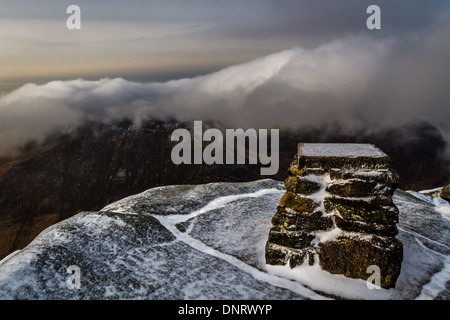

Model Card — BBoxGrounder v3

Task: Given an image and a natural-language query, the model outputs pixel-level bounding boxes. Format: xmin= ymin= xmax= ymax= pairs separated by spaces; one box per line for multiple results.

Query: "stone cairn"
xmin=265 ymin=143 xmax=403 ymax=288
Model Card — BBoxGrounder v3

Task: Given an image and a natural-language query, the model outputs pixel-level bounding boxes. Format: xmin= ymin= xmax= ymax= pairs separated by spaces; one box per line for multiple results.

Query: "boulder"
xmin=440 ymin=184 xmax=450 ymax=201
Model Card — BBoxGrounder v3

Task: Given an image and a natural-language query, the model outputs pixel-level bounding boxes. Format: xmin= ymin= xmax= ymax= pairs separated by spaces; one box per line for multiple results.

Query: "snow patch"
xmin=311 ymin=228 xmax=343 ymax=246
xmin=436 ymin=206 xmax=450 ymax=220
xmin=0 ymin=250 xmax=21 ymax=266
xmin=162 ymin=188 xmax=283 ymax=225
xmin=153 ymin=187 xmax=327 ymax=299
xmin=416 ymin=255 xmax=450 ymax=300
xmin=300 ymin=143 xmax=386 ymax=158
xmin=265 ymin=260 xmax=392 ymax=300
xmin=1 ymin=180 xmax=448 ymax=299
xmin=155 ymin=213 xmax=325 ymax=300
xmin=419 ymin=187 xmax=443 ymax=193
xmin=406 ymin=190 xmax=450 ymax=220
xmin=304 ymin=173 xmax=331 ymax=212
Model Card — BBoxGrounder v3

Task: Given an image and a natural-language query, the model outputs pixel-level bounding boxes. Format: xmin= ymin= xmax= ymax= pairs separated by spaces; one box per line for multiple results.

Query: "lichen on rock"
xmin=441 ymin=184 xmax=450 ymax=201
xmin=266 ymin=143 xmax=403 ymax=289
xmin=284 ymin=176 xmax=321 ymax=194
xmin=318 ymin=234 xmax=403 ymax=289
xmin=279 ymin=192 xmax=318 ymax=213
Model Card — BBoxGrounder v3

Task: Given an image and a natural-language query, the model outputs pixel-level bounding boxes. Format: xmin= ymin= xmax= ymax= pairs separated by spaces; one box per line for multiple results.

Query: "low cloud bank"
xmin=0 ymin=17 xmax=449 ymax=157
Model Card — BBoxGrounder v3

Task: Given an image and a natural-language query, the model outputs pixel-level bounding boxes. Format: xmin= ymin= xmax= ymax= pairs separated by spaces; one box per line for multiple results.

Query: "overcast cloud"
xmin=0 ymin=1 xmax=449 ymax=156
xmin=1 ymin=7 xmax=449 ymax=156
xmin=1 ymin=0 xmax=449 ymax=88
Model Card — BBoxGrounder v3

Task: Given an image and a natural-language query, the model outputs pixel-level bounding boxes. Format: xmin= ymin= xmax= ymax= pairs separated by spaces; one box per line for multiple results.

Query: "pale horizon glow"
xmin=0 ymin=0 xmax=449 ymax=158
xmin=2 ymin=0 xmax=449 ymax=91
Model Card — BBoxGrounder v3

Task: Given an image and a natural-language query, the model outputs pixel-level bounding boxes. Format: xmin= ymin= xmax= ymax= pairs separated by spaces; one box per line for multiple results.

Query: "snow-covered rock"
xmin=267 ymin=143 xmax=403 ymax=288
xmin=0 ymin=179 xmax=448 ymax=299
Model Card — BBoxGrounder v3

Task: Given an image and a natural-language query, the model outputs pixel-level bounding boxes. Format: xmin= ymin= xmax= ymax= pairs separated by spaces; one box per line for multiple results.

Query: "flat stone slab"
xmin=297 ymin=143 xmax=391 ymax=170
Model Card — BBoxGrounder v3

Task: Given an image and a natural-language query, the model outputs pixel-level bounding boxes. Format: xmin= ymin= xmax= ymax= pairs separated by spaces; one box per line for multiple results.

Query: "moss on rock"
xmin=287 ymin=161 xmax=326 ymax=177
xmin=267 ymin=143 xmax=403 ymax=289
xmin=279 ymin=192 xmax=318 ymax=213
xmin=285 ymin=176 xmax=322 ymax=194
xmin=265 ymin=243 xmax=289 ymax=265
xmin=318 ymin=234 xmax=403 ymax=289
xmin=441 ymin=184 xmax=450 ymax=201
xmin=271 ymin=207 xmax=298 ymax=231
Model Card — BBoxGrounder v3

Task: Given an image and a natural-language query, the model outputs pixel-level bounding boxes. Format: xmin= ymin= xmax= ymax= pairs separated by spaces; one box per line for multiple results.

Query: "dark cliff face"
xmin=0 ymin=120 xmax=267 ymax=259
xmin=0 ymin=120 xmax=448 ymax=259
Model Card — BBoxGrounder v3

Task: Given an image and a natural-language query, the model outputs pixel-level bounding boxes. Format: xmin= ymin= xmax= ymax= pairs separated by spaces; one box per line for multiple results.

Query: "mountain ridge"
xmin=0 ymin=119 xmax=448 ymax=260
xmin=0 ymin=179 xmax=449 ymax=300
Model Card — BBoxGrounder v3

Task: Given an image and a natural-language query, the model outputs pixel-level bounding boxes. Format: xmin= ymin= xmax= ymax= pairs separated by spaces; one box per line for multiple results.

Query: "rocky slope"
xmin=0 ymin=120 xmax=265 ymax=260
xmin=0 ymin=179 xmax=448 ymax=300
xmin=0 ymin=120 xmax=448 ymax=261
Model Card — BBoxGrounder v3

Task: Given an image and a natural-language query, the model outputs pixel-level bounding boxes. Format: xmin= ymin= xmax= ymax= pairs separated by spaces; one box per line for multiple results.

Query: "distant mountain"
xmin=0 ymin=179 xmax=448 ymax=299
xmin=0 ymin=119 xmax=448 ymax=260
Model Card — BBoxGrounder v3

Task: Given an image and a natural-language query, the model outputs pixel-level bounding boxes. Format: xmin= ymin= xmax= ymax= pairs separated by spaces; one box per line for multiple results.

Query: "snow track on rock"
xmin=152 ymin=188 xmax=327 ymax=300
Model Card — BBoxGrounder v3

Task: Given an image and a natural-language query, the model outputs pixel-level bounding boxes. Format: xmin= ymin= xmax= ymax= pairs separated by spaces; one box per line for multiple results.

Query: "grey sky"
xmin=1 ymin=0 xmax=449 ymax=91
xmin=0 ymin=1 xmax=449 ymax=157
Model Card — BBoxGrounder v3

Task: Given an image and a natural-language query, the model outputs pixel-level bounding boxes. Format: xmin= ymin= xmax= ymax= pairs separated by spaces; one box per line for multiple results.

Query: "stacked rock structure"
xmin=265 ymin=143 xmax=403 ymax=288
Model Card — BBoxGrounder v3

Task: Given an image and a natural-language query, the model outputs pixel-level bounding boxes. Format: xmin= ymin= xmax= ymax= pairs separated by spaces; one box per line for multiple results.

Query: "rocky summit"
xmin=0 ymin=120 xmax=264 ymax=260
xmin=0 ymin=179 xmax=449 ymax=299
xmin=266 ymin=143 xmax=403 ymax=288
xmin=0 ymin=120 xmax=448 ymax=263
